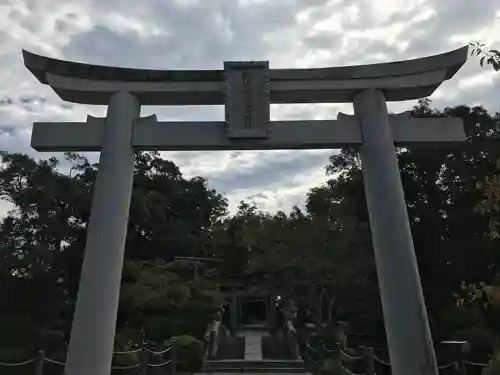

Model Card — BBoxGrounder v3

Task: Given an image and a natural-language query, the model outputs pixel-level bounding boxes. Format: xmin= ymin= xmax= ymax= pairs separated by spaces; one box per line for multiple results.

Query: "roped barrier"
xmin=304 ymin=342 xmax=462 ymax=375
xmin=0 ymin=340 xmax=177 ymax=375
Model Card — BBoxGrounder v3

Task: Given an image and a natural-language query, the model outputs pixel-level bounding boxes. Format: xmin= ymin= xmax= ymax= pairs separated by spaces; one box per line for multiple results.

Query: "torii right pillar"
xmin=354 ymin=89 xmax=437 ymax=375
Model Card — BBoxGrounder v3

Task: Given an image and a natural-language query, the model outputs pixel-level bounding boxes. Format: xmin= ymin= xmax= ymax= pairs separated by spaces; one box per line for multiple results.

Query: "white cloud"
xmin=0 ymin=0 xmax=499 ymax=216
xmin=458 ymin=71 xmax=498 ymax=90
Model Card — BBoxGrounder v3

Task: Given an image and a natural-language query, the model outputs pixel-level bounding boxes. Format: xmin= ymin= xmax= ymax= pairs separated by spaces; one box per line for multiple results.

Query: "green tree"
xmin=0 ymin=150 xmax=228 ymax=353
xmin=119 ymin=259 xmax=221 ymax=343
xmin=305 ymin=101 xmax=500 ymax=353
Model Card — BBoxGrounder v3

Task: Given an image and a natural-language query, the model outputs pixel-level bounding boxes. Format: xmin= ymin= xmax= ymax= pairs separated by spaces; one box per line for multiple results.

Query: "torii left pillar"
xmin=64 ymin=92 xmax=140 ymax=375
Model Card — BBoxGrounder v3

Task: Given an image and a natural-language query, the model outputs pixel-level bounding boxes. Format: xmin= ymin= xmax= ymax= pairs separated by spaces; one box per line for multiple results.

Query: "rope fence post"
xmin=140 ymin=348 xmax=149 ymax=375
xmin=458 ymin=341 xmax=470 ymax=375
xmin=170 ymin=337 xmax=177 ymax=375
xmin=441 ymin=340 xmax=470 ymax=375
xmin=35 ymin=350 xmax=45 ymax=375
xmin=360 ymin=346 xmax=374 ymax=375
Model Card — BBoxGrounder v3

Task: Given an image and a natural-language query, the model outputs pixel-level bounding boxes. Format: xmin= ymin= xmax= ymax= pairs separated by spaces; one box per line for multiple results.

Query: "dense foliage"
xmin=1 ymin=101 xmax=500 ymax=368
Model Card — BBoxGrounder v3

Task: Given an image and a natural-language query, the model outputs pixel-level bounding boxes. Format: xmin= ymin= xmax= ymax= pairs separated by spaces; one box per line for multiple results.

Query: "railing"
xmin=0 ymin=342 xmax=177 ymax=375
xmin=204 ymin=319 xmax=222 ymax=359
xmin=304 ymin=340 xmax=487 ymax=375
xmin=283 ymin=314 xmax=300 ymax=359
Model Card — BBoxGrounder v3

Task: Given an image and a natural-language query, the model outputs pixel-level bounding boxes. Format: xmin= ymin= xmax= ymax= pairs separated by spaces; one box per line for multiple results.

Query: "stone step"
xmin=198 ymin=372 xmax=311 ymax=375
xmin=261 ymin=337 xmax=294 ymax=360
xmin=203 ymin=359 xmax=306 ymax=372
xmin=205 ymin=360 xmax=305 ymax=368
xmin=216 ymin=337 xmax=245 ymax=359
xmin=199 ymin=368 xmax=307 ymax=373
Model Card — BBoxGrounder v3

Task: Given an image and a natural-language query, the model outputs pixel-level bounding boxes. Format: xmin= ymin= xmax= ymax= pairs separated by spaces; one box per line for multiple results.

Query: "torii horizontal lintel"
xmin=31 ymin=114 xmax=464 ymax=152
xmin=22 ymin=47 xmax=468 ymax=105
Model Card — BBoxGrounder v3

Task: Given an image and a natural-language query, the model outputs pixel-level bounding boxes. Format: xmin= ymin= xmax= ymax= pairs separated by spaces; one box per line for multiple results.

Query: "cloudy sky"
xmin=0 ymin=0 xmax=499 ymax=215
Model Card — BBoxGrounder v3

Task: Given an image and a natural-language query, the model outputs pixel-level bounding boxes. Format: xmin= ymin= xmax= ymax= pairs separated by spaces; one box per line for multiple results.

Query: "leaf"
xmin=480 ymin=56 xmax=486 ymax=67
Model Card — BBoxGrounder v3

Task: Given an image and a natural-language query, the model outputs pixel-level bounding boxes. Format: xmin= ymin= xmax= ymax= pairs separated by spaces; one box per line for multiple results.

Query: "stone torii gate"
xmin=22 ymin=46 xmax=468 ymax=375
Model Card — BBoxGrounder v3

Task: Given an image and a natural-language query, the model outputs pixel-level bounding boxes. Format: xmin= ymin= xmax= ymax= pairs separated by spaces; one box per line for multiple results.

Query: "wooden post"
xmin=230 ymin=290 xmax=238 ymax=336
xmin=170 ymin=337 xmax=177 ymax=375
xmin=269 ymin=293 xmax=277 ymax=334
xmin=35 ymin=350 xmax=45 ymax=375
xmin=337 ymin=321 xmax=349 ymax=348
xmin=361 ymin=347 xmax=375 ymax=375
xmin=441 ymin=341 xmax=469 ymax=375
xmin=140 ymin=348 xmax=149 ymax=375
xmin=458 ymin=342 xmax=470 ymax=375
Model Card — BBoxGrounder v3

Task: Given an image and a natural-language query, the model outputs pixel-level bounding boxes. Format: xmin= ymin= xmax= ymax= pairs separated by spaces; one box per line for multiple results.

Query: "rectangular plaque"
xmin=224 ymin=61 xmax=270 ymax=139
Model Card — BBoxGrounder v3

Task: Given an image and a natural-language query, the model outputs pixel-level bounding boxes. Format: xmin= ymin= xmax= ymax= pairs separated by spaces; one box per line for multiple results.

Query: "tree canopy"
xmin=1 ymin=101 xmax=500 ymax=366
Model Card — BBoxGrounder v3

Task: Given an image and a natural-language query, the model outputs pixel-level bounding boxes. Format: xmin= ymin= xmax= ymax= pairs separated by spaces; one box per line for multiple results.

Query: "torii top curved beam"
xmin=22 ymin=46 xmax=468 ymax=105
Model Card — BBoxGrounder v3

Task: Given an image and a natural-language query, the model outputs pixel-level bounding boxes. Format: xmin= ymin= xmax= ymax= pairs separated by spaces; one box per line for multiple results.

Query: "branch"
xmin=469 ymin=42 xmax=500 ymax=71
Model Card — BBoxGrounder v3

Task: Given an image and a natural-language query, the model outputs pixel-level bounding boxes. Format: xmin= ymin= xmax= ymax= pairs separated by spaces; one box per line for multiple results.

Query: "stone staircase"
xmin=200 ymin=329 xmax=309 ymax=374
xmin=202 ymin=359 xmax=307 ymax=373
xmin=261 ymin=337 xmax=295 ymax=360
xmin=215 ymin=337 xmax=245 ymax=360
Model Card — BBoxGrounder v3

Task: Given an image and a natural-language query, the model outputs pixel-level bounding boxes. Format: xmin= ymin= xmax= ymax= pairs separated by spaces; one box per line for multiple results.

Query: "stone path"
xmin=242 ymin=330 xmax=264 ymax=360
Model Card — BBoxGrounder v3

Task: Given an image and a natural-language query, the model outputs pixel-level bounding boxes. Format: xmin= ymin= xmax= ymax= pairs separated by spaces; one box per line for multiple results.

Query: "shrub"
xmin=453 ymin=326 xmax=496 ymax=361
xmin=439 ymin=306 xmax=485 ymax=334
xmin=0 ymin=346 xmax=33 ymax=362
xmin=144 ymin=316 xmax=173 ymax=345
xmin=112 ymin=333 xmax=140 ymax=367
xmin=0 ymin=314 xmax=37 ymax=348
xmin=171 ymin=335 xmax=205 ymax=374
xmin=483 ymin=349 xmax=500 ymax=375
